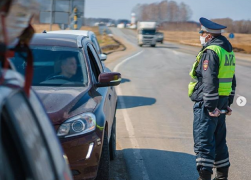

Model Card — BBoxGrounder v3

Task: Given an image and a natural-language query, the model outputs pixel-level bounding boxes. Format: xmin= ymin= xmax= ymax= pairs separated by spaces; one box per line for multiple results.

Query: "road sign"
xmin=229 ymin=33 xmax=235 ymax=39
xmin=58 ymin=24 xmax=68 ymax=30
xmin=40 ymin=12 xmax=69 ymax=24
xmin=39 ymin=0 xmax=85 ymax=30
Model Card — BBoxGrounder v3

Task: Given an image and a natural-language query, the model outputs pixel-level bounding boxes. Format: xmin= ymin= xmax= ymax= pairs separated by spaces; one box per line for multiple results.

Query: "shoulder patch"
xmin=203 ymin=60 xmax=209 ymax=71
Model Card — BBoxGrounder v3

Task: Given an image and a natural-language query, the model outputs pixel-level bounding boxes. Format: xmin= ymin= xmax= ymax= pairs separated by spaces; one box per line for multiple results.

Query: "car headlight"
xmin=57 ymin=113 xmax=96 ymax=138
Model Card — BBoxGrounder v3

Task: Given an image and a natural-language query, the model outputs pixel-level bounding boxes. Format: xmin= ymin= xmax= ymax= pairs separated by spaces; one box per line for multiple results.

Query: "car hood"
xmin=33 ymin=86 xmax=98 ymax=124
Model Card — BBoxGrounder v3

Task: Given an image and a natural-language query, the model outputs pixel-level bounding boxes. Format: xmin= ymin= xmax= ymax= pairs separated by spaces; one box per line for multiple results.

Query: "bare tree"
xmin=179 ymin=2 xmax=192 ymax=22
xmin=132 ymin=0 xmax=192 ymax=22
xmin=212 ymin=18 xmax=251 ymax=34
xmin=166 ymin=1 xmax=179 ymax=22
xmin=132 ymin=0 xmax=195 ymax=31
xmin=159 ymin=0 xmax=169 ymax=22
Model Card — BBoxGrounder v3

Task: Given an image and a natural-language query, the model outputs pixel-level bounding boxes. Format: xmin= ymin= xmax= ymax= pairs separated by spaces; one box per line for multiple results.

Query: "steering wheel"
xmin=46 ymin=75 xmax=70 ymax=81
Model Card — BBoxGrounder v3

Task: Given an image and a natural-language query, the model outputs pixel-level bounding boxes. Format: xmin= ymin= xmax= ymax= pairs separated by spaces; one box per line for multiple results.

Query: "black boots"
xmin=197 ymin=170 xmax=212 ymax=180
xmin=213 ymin=167 xmax=229 ymax=180
xmin=197 ymin=167 xmax=228 ymax=180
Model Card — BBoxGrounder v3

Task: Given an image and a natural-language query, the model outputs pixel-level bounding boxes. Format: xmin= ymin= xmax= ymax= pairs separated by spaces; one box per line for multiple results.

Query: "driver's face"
xmin=61 ymin=57 xmax=77 ymax=78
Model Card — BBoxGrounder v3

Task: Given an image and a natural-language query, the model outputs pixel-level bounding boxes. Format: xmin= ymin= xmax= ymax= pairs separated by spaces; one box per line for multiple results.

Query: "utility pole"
xmin=73 ymin=7 xmax=78 ymax=30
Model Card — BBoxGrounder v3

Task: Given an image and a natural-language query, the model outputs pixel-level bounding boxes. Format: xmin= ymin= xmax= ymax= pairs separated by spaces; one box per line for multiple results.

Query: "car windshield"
xmin=11 ymin=46 xmax=88 ymax=87
xmin=141 ymin=30 xmax=156 ymax=35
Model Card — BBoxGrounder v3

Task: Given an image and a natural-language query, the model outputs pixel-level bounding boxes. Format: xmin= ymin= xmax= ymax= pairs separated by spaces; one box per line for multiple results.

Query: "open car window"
xmin=11 ymin=46 xmax=88 ymax=87
xmin=91 ymin=35 xmax=102 ymax=54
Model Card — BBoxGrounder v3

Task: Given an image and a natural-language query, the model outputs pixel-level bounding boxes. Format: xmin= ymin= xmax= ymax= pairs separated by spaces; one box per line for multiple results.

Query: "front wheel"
xmin=151 ymin=44 xmax=156 ymax=47
xmin=95 ymin=133 xmax=110 ymax=180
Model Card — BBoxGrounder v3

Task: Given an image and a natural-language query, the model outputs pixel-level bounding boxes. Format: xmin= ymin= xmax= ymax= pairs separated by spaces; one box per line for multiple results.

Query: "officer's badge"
xmin=203 ymin=60 xmax=209 ymax=71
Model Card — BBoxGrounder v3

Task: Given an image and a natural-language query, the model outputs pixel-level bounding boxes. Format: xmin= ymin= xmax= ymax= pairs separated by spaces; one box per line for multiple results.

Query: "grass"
xmin=161 ymin=31 xmax=251 ymax=54
xmin=33 ymin=24 xmax=251 ymax=54
xmin=32 ymin=24 xmax=120 ymax=53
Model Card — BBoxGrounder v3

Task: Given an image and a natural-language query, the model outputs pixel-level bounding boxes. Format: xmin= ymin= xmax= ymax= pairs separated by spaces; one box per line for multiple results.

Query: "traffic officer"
xmin=188 ymin=17 xmax=236 ymax=180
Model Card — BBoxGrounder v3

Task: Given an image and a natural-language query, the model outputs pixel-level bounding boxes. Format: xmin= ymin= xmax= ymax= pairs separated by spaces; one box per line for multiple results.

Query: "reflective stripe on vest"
xmin=188 ymin=45 xmax=235 ymax=97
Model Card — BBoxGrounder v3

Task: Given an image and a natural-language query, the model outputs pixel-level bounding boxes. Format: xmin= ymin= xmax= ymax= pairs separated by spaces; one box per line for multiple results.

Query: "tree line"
xmin=132 ymin=0 xmax=192 ymax=23
xmin=132 ymin=1 xmax=251 ymax=34
xmin=212 ymin=18 xmax=251 ymax=34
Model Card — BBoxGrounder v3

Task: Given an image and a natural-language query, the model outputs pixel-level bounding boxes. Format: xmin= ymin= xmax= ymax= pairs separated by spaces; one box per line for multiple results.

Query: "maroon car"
xmin=11 ymin=33 xmax=121 ymax=180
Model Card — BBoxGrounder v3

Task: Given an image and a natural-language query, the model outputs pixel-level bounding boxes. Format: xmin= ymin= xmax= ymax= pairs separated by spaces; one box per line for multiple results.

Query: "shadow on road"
xmin=117 ymin=96 xmax=156 ymax=109
xmin=121 ymin=78 xmax=131 ymax=84
xmin=122 ymin=148 xmax=198 ymax=180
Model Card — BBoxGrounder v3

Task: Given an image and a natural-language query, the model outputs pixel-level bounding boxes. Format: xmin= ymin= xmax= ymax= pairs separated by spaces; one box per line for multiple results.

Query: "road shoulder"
xmin=107 ymin=31 xmax=139 ymax=180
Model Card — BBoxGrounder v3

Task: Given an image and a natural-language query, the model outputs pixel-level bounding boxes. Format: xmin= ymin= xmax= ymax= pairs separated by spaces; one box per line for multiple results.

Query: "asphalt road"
xmin=106 ymin=28 xmax=251 ymax=180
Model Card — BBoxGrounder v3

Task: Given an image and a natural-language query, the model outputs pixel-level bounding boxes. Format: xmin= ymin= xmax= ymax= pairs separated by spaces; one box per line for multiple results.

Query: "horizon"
xmin=85 ymin=0 xmax=251 ymax=22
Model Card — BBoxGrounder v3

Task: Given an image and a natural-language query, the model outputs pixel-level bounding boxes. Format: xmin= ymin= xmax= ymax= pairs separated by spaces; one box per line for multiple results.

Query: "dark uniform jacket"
xmin=191 ymin=35 xmax=236 ymax=112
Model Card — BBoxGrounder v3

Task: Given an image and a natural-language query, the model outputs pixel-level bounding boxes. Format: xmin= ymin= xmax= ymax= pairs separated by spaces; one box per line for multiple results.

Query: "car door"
xmin=1 ymin=91 xmax=56 ymax=180
xmin=88 ymin=40 xmax=117 ymax=127
xmin=85 ymin=43 xmax=113 ymax=137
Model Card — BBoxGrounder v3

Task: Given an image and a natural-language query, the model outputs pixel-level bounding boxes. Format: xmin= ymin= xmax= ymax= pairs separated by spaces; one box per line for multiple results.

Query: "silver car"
xmin=47 ymin=30 xmax=107 ymax=61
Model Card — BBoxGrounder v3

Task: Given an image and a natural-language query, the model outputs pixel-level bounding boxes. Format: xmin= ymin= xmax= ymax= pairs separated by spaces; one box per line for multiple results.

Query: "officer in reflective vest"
xmin=188 ymin=17 xmax=236 ymax=180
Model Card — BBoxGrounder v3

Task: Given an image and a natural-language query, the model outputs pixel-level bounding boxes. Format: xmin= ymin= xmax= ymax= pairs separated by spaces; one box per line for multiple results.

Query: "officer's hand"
xmin=209 ymin=108 xmax=221 ymax=117
xmin=226 ymin=106 xmax=232 ymax=116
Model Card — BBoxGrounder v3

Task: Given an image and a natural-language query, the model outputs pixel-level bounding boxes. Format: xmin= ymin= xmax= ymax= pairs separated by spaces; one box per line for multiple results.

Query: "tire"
xmin=151 ymin=44 xmax=156 ymax=47
xmin=95 ymin=133 xmax=110 ymax=180
xmin=139 ymin=44 xmax=143 ymax=47
xmin=109 ymin=117 xmax=116 ymax=160
xmin=161 ymin=41 xmax=163 ymax=44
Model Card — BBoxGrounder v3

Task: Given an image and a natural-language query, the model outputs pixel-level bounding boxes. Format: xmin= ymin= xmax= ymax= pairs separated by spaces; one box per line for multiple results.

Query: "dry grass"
xmin=32 ymin=24 xmax=120 ymax=53
xmin=32 ymin=24 xmax=62 ymax=32
xmin=161 ymin=31 xmax=251 ymax=54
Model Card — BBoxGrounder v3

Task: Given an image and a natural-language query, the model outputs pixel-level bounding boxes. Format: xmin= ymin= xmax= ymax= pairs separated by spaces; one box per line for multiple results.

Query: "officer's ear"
xmin=206 ymin=33 xmax=213 ymax=41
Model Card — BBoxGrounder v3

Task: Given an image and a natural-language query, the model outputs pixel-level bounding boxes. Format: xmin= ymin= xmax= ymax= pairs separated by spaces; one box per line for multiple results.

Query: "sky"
xmin=85 ymin=0 xmax=251 ymax=22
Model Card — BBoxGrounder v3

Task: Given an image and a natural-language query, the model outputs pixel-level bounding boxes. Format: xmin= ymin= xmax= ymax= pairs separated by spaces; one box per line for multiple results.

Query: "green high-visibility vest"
xmin=188 ymin=45 xmax=236 ymax=97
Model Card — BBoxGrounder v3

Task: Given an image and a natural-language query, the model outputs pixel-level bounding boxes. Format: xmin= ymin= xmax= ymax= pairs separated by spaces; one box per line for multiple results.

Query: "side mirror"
xmin=99 ymin=54 xmax=107 ymax=61
xmin=96 ymin=72 xmax=121 ymax=87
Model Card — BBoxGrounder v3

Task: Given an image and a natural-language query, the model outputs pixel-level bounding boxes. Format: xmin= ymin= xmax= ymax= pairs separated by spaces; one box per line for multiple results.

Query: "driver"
xmin=60 ymin=56 xmax=77 ymax=79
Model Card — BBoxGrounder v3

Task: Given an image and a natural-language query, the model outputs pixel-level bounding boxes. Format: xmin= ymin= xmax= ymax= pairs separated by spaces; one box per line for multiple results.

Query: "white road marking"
xmin=173 ymin=50 xmax=179 ymax=55
xmin=113 ymin=50 xmax=144 ymax=72
xmin=114 ymin=50 xmax=150 ymax=180
xmin=173 ymin=50 xmax=186 ymax=56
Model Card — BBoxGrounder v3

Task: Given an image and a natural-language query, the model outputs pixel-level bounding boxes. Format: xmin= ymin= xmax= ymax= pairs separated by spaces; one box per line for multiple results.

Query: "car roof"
xmin=47 ymin=30 xmax=91 ymax=37
xmin=30 ymin=33 xmax=87 ymax=48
